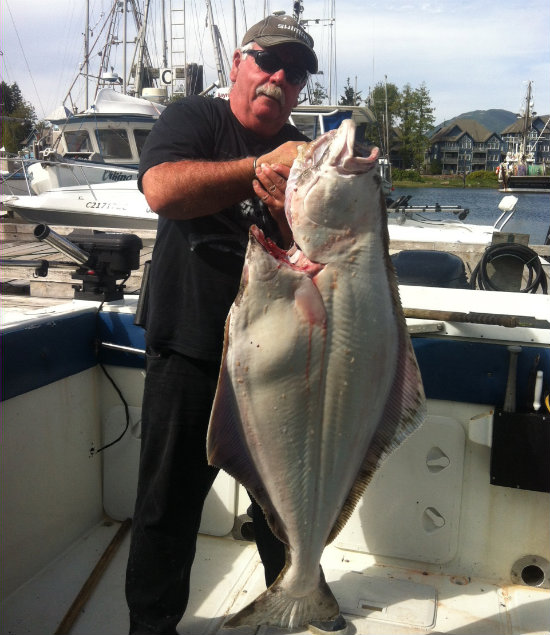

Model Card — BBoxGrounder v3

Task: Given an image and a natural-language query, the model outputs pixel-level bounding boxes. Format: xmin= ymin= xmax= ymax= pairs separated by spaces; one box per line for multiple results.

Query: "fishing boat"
xmin=1 ymin=101 xmax=388 ymax=230
xmin=0 ymin=172 xmax=154 ymax=230
xmin=498 ymin=81 xmax=550 ymax=194
xmin=0 ymin=89 xmax=164 ymax=222
xmin=0 ymin=0 xmax=172 ymax=201
xmin=1 ymin=220 xmax=549 ymax=634
xmin=385 ymin=193 xmax=520 ymax=245
xmin=1 ymin=5 xmax=549 ymax=624
xmin=0 ymin=0 xmax=218 ymax=227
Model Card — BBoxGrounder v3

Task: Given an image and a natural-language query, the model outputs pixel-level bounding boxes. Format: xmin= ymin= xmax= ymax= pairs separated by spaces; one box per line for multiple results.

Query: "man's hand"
xmin=253 ymin=162 xmax=293 ymax=248
xmin=256 ymin=141 xmax=306 ymax=169
xmin=250 ymin=139 xmax=307 ymax=247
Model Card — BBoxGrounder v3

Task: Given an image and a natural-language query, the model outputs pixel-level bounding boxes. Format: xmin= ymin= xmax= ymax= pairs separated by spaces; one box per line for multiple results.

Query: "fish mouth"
xmin=250 ymin=225 xmax=324 ymax=276
xmin=299 ymin=120 xmax=379 ymax=175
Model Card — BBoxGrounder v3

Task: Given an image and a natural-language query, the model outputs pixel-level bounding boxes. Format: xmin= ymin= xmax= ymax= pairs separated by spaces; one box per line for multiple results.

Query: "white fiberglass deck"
xmin=2 ymin=520 xmax=548 ymax=635
xmin=2 ymin=290 xmax=549 ymax=635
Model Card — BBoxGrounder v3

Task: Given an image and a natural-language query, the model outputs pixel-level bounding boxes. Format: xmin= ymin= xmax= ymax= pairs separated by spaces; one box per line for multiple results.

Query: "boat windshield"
xmin=64 ymin=130 xmax=93 ymax=153
xmin=134 ymin=129 xmax=152 ymax=157
xmin=95 ymin=129 xmax=133 ymax=160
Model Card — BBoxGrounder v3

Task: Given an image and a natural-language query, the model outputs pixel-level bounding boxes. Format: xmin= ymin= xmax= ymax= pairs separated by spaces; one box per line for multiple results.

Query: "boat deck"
xmin=2 ymin=518 xmax=547 ymax=635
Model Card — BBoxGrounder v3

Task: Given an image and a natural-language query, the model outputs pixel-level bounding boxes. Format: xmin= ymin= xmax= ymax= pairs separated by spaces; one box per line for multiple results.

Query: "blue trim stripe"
xmin=2 ymin=308 xmax=548 ymax=410
xmin=413 ymin=339 xmax=549 ymax=407
xmin=97 ymin=311 xmax=146 ymax=368
xmin=1 ymin=313 xmax=98 ymax=401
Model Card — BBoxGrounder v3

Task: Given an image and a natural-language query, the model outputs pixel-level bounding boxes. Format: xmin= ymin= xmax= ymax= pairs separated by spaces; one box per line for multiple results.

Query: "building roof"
xmin=501 ymin=114 xmax=550 ymax=135
xmin=430 ymin=118 xmax=497 ymax=144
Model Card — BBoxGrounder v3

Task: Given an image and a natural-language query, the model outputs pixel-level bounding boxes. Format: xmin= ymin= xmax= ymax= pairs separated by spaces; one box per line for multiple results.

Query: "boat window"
xmin=95 ymin=129 xmax=132 ymax=160
xmin=134 ymin=129 xmax=151 ymax=156
xmin=64 ymin=130 xmax=93 ymax=153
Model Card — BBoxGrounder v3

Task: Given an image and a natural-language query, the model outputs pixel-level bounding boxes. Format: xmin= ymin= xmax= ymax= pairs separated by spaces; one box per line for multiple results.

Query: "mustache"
xmin=256 ymin=83 xmax=285 ymax=106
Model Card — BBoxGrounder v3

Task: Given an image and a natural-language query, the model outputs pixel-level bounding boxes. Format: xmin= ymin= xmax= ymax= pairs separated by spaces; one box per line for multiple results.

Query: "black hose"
xmin=470 ymin=243 xmax=548 ymax=294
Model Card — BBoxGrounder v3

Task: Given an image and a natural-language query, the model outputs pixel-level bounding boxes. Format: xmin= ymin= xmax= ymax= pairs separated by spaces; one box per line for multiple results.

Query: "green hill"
xmin=434 ymin=109 xmax=518 ymax=134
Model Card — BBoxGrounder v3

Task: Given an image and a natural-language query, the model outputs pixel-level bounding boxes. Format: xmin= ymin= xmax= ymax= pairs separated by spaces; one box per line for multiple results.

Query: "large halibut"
xmin=207 ymin=119 xmax=426 ymax=629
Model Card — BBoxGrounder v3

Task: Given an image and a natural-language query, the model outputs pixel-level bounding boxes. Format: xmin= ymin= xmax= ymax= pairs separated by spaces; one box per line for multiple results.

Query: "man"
xmin=125 ymin=14 xmax=318 ymax=635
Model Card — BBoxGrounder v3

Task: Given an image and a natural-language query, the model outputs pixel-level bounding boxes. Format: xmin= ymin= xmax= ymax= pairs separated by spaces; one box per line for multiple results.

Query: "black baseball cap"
xmin=241 ymin=15 xmax=318 ymax=74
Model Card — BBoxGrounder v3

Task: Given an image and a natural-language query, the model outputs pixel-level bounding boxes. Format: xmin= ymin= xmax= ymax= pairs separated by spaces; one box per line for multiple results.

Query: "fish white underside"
xmin=207 ymin=119 xmax=426 ymax=628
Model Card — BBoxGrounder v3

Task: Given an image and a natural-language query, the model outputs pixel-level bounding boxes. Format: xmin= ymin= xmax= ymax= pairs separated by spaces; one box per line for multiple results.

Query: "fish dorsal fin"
xmin=326 ymin=238 xmax=426 ymax=544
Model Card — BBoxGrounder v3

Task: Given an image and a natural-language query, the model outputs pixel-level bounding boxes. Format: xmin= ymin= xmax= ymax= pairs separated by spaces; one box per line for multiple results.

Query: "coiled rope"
xmin=470 ymin=243 xmax=548 ymax=294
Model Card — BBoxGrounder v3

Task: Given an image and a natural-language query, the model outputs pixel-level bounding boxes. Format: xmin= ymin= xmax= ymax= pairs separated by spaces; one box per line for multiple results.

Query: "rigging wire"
xmin=4 ymin=0 xmax=46 ymax=118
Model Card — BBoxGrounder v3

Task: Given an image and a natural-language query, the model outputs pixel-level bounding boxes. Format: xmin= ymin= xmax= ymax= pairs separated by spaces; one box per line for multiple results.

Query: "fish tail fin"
xmin=225 ymin=567 xmax=340 ymax=630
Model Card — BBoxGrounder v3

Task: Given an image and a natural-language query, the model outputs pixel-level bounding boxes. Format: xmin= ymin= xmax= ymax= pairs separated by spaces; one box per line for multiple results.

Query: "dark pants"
xmin=125 ymin=350 xmax=285 ymax=635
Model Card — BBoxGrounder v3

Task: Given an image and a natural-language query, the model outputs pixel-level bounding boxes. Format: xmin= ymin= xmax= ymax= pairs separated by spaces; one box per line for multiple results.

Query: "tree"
xmin=338 ymin=78 xmax=362 ymax=106
xmin=364 ymin=80 xmax=400 ymax=152
xmin=309 ymin=81 xmax=328 ymax=106
xmin=1 ymin=81 xmax=37 ymax=152
xmin=396 ymin=82 xmax=435 ymax=169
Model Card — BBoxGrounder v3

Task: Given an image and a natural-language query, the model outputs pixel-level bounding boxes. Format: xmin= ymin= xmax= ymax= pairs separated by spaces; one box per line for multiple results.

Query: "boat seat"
xmin=391 ymin=250 xmax=470 ymax=289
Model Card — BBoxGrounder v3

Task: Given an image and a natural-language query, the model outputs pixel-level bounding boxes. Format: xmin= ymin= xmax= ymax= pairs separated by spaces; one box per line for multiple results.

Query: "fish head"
xmin=285 ymin=118 xmax=384 ymax=264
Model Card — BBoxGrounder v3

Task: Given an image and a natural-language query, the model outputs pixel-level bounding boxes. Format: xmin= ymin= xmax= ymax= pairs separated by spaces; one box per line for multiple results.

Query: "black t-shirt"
xmin=139 ymin=95 xmax=308 ymax=361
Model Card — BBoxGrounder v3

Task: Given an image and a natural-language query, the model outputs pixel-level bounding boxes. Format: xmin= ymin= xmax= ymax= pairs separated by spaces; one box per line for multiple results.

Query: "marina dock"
xmin=1 ymin=212 xmax=549 ymax=315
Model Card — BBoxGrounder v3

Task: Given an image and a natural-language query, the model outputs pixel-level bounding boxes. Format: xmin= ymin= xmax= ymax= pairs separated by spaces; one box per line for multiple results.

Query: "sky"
xmin=2 ymin=0 xmax=549 ymax=124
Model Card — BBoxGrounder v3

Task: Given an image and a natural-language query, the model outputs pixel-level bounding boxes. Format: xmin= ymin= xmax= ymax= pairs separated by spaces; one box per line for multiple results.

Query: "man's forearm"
xmin=142 ymin=157 xmax=256 ymax=219
xmin=142 ymin=140 xmax=305 ymax=220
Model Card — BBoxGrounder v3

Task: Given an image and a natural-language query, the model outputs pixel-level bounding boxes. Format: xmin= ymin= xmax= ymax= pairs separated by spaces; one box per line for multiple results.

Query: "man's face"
xmin=229 ymin=44 xmax=308 ymax=136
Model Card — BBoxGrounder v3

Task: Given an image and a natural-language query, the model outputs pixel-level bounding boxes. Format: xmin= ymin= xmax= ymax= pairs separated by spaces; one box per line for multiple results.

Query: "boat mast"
xmin=84 ymin=0 xmax=90 ymax=109
xmin=520 ymin=80 xmax=532 ymax=160
xmin=384 ymin=75 xmax=390 ymax=156
xmin=384 ymin=74 xmax=392 ymax=181
xmin=133 ymin=0 xmax=152 ymax=97
xmin=123 ymin=0 xmax=128 ymax=94
xmin=232 ymin=0 xmax=237 ymax=50
xmin=294 ymin=0 xmax=335 ymax=104
xmin=161 ymin=0 xmax=168 ymax=69
xmin=169 ymin=0 xmax=187 ymax=98
xmin=206 ymin=0 xmax=228 ymax=87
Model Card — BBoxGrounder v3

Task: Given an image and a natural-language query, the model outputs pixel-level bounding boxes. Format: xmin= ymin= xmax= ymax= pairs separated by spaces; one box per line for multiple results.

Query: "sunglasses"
xmin=245 ymin=49 xmax=308 ymax=86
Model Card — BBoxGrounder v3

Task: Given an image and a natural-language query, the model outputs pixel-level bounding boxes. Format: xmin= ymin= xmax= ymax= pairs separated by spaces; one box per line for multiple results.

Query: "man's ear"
xmin=229 ymin=49 xmax=243 ymax=83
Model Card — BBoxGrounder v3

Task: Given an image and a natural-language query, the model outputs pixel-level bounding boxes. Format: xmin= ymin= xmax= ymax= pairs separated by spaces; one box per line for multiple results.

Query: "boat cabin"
xmin=36 ymin=89 xmax=166 ymax=168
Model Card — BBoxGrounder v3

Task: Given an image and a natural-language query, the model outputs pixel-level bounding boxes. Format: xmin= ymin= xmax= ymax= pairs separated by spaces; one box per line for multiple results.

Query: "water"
xmin=391 ymin=187 xmax=550 ymax=245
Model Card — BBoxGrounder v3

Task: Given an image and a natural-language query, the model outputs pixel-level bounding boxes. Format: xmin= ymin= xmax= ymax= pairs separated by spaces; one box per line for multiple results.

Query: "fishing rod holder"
xmin=34 ymin=224 xmax=142 ymax=301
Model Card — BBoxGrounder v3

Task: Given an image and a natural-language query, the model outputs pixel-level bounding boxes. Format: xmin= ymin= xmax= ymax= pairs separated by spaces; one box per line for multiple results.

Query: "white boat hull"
xmin=3 ymin=180 xmax=158 ymax=230
xmin=5 ymin=188 xmax=496 ymax=244
xmin=388 ymin=216 xmax=494 ymax=244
